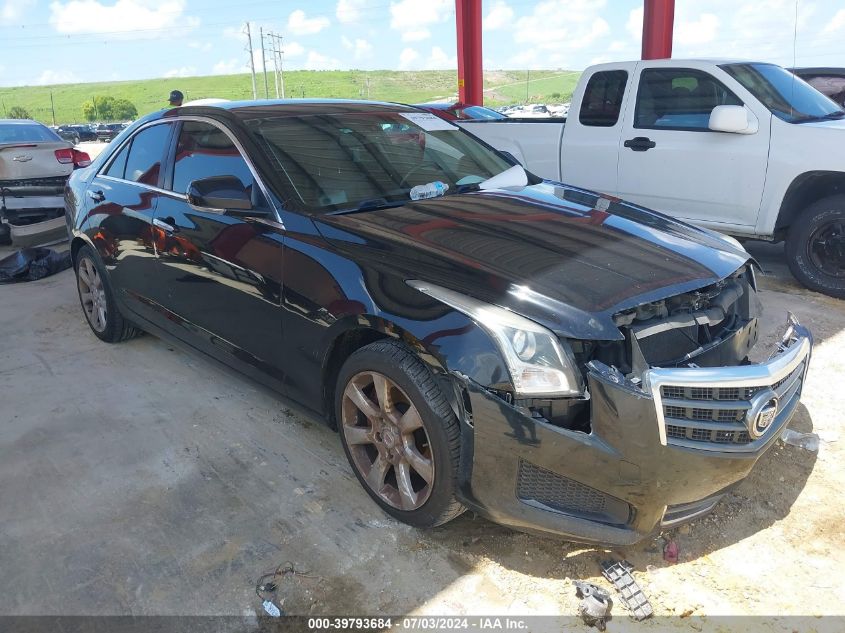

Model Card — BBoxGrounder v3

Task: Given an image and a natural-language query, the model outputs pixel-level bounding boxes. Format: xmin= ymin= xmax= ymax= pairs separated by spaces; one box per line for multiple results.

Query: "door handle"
xmin=623 ymin=137 xmax=657 ymax=152
xmin=153 ymin=217 xmax=177 ymax=233
xmin=87 ymin=189 xmax=105 ymax=202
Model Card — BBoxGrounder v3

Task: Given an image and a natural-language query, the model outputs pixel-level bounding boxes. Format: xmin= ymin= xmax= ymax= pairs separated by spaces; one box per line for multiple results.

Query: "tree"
xmin=82 ymin=96 xmax=138 ymax=122
xmin=8 ymin=106 xmax=31 ymax=119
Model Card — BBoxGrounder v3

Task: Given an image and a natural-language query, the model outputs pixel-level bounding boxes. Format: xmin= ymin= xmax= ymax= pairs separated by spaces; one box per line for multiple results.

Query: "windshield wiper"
xmin=793 ymin=110 xmax=845 ymax=123
xmin=327 ymin=197 xmax=408 ymax=216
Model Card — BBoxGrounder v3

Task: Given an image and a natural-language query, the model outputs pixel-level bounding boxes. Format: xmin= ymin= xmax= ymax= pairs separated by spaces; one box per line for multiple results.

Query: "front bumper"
xmin=457 ymin=316 xmax=812 ymax=545
xmin=1 ymin=179 xmax=67 ymax=243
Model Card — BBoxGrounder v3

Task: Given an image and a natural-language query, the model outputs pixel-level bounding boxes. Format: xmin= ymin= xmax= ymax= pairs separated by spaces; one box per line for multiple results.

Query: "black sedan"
xmin=95 ymin=123 xmax=126 ymax=142
xmin=65 ymin=101 xmax=812 ymax=544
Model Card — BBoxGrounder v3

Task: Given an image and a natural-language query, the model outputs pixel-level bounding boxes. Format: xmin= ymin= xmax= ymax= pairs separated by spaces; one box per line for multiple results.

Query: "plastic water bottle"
xmin=410 ymin=181 xmax=449 ymax=200
xmin=780 ymin=429 xmax=819 ymax=452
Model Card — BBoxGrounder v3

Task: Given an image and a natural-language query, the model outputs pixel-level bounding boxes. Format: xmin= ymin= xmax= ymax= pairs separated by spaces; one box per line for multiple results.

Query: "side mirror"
xmin=708 ymin=105 xmax=758 ymax=135
xmin=187 ymin=175 xmax=252 ymax=211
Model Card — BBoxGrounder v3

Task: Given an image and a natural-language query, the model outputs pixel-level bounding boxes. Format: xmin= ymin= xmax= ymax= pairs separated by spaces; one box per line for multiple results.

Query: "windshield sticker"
xmin=399 ymin=112 xmax=460 ymax=131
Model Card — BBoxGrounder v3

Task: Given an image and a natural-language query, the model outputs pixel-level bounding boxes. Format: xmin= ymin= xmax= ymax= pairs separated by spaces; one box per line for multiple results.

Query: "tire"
xmin=74 ymin=244 xmax=141 ymax=343
xmin=335 ymin=340 xmax=465 ymax=528
xmin=786 ymin=196 xmax=845 ymax=298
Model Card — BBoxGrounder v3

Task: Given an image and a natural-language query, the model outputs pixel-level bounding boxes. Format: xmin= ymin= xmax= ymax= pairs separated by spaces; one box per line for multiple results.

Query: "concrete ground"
xmin=1 ymin=239 xmax=843 ymax=624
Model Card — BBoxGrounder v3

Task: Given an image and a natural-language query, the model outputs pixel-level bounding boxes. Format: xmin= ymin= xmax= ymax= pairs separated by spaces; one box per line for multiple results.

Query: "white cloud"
xmin=402 ymin=28 xmax=431 ymax=42
xmin=284 ymin=41 xmax=305 ymax=58
xmin=425 ymin=46 xmax=456 ymax=70
xmin=822 ymin=8 xmax=845 ymax=34
xmin=287 ymin=9 xmax=329 ymax=36
xmin=676 ymin=13 xmax=719 ymax=46
xmin=48 ymin=0 xmax=196 ymax=36
xmin=304 ymin=51 xmax=340 ymax=70
xmin=626 ymin=7 xmax=642 ymax=40
xmin=212 ymin=59 xmax=242 ymax=75
xmin=189 ymin=40 xmax=212 ymax=52
xmin=36 ymin=69 xmax=80 ymax=85
xmin=222 ymin=25 xmax=244 ymax=41
xmin=390 ymin=0 xmax=452 ymax=42
xmin=483 ymin=1 xmax=513 ymax=31
xmin=336 ymin=0 xmax=366 ymax=24
xmin=398 ymin=47 xmax=420 ymax=70
xmin=2 ymin=0 xmax=34 ymax=23
xmin=342 ymin=36 xmax=373 ymax=61
xmin=514 ymin=0 xmax=609 ymax=54
xmin=164 ymin=65 xmax=196 ymax=78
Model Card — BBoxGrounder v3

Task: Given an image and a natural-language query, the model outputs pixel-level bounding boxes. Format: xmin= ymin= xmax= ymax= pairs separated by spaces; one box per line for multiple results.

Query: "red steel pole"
xmin=456 ymin=0 xmax=483 ymax=105
xmin=641 ymin=0 xmax=675 ymax=60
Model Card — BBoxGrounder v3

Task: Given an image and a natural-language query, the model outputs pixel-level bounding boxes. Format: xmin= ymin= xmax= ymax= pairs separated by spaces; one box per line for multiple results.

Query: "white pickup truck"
xmin=458 ymin=59 xmax=845 ymax=298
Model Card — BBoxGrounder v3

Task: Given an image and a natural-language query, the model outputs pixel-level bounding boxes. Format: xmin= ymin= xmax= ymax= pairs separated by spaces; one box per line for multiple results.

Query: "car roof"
xmin=0 ymin=119 xmax=45 ymax=125
xmin=159 ymin=98 xmax=420 ymax=120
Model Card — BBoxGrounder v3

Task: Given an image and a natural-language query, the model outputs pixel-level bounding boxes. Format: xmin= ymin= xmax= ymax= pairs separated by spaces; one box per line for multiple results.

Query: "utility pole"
xmin=244 ymin=22 xmax=257 ymax=99
xmin=50 ymin=92 xmax=56 ymax=126
xmin=365 ymin=76 xmax=370 ymax=99
xmin=92 ymin=96 xmax=99 ymax=120
xmin=526 ymin=69 xmax=530 ymax=102
xmin=268 ymin=31 xmax=280 ymax=98
xmin=259 ymin=27 xmax=269 ymax=98
xmin=272 ymin=33 xmax=285 ymax=99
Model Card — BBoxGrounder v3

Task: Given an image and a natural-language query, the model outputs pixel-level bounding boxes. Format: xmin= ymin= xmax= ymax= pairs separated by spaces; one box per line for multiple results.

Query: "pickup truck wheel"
xmin=75 ymin=245 xmax=141 ymax=343
xmin=335 ymin=340 xmax=465 ymax=528
xmin=786 ymin=196 xmax=845 ymax=298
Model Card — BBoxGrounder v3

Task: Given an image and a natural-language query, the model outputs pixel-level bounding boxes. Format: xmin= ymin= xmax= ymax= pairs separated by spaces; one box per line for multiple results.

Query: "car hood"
xmin=313 ymin=182 xmax=751 ymax=340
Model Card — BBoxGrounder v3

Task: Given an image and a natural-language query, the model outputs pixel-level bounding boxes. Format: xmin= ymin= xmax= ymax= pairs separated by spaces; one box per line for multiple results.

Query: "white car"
xmin=0 ymin=119 xmax=90 ymax=245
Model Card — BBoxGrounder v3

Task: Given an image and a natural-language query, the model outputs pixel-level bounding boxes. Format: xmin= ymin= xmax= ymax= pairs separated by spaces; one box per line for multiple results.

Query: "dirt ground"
xmin=1 ymin=239 xmax=843 ymax=629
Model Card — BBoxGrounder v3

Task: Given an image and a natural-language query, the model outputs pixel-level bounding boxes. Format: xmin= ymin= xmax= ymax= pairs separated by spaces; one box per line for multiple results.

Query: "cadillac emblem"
xmin=746 ymin=390 xmax=779 ymax=439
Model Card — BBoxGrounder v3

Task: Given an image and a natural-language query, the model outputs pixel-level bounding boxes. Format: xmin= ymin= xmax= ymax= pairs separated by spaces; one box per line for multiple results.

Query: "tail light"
xmin=72 ymin=149 xmax=92 ymax=168
xmin=54 ymin=148 xmax=74 ymax=164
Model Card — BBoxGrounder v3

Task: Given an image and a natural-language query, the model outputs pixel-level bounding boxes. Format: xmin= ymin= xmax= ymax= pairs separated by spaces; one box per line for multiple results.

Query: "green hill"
xmin=0 ymin=69 xmax=580 ymax=125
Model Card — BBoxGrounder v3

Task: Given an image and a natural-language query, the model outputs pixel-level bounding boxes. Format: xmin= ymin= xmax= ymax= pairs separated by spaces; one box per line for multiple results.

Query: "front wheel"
xmin=786 ymin=195 xmax=845 ymax=298
xmin=335 ymin=340 xmax=465 ymax=528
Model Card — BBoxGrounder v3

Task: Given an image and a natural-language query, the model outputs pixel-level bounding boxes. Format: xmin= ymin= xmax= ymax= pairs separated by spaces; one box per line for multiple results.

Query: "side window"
xmin=123 ymin=123 xmax=172 ymax=186
xmin=172 ymin=121 xmax=257 ymax=198
xmin=579 ymin=70 xmax=628 ymax=127
xmin=104 ymin=142 xmax=130 ymax=179
xmin=635 ymin=68 xmax=743 ymax=130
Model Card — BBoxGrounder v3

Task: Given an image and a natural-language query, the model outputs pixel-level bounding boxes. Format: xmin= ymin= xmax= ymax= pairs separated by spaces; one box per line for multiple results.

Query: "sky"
xmin=0 ymin=0 xmax=844 ymax=87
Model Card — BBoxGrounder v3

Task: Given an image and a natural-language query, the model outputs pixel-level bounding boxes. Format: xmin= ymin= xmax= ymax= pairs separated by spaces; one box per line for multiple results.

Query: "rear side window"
xmin=579 ymin=70 xmax=628 ymax=127
xmin=123 ymin=123 xmax=172 ymax=186
xmin=635 ymin=68 xmax=742 ymax=130
xmin=171 ymin=121 xmax=255 ymax=194
xmin=104 ymin=143 xmax=130 ymax=179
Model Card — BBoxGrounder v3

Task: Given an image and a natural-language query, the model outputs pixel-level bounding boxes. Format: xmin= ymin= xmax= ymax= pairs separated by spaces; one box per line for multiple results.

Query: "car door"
xmin=561 ymin=64 xmax=631 ymax=193
xmin=87 ymin=121 xmax=175 ymax=325
xmin=616 ymin=64 xmax=771 ymax=230
xmin=150 ymin=118 xmax=287 ymax=387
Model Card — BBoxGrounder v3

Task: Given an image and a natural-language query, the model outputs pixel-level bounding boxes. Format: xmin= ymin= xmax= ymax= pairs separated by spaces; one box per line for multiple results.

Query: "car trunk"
xmin=0 ymin=142 xmax=73 ymax=181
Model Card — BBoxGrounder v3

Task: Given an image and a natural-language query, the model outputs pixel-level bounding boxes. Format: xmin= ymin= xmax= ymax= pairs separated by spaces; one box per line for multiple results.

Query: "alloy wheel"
xmin=341 ymin=371 xmax=435 ymax=511
xmin=77 ymin=256 xmax=108 ymax=332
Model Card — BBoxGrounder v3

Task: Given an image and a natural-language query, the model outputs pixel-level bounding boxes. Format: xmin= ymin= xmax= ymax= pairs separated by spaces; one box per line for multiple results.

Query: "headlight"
xmin=407 ymin=280 xmax=583 ymax=397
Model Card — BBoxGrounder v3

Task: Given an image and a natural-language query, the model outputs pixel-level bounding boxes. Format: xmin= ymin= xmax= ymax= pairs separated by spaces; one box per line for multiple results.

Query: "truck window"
xmin=579 ymin=70 xmax=628 ymax=127
xmin=635 ymin=68 xmax=742 ymax=131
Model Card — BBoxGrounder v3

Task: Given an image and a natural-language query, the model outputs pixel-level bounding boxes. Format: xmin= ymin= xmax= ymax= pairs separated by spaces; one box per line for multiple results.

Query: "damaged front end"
xmin=459 ymin=265 xmax=813 ymax=544
xmin=0 ymin=177 xmax=68 ymax=246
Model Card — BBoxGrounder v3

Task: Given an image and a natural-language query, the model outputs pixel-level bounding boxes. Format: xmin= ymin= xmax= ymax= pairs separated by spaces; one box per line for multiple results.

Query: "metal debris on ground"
xmin=254 ymin=561 xmax=321 ymax=618
xmin=574 ymin=581 xmax=612 ymax=631
xmin=601 ymin=559 xmax=654 ymax=621
xmin=781 ymin=429 xmax=820 ymax=452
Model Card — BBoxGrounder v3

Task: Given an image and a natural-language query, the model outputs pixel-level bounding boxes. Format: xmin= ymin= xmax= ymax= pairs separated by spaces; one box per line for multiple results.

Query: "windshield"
xmin=0 ymin=122 xmax=61 ymax=143
xmin=241 ymin=110 xmax=512 ymax=214
xmin=721 ymin=62 xmax=844 ymax=123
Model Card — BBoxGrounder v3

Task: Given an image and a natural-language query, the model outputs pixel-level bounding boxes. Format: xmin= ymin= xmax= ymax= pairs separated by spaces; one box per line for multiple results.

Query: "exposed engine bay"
xmin=520 ymin=265 xmax=761 ymax=432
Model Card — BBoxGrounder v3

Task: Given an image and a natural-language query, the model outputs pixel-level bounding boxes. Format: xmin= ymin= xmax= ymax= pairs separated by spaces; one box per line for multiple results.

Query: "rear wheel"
xmin=75 ymin=245 xmax=141 ymax=342
xmin=335 ymin=340 xmax=464 ymax=528
xmin=786 ymin=196 xmax=845 ymax=298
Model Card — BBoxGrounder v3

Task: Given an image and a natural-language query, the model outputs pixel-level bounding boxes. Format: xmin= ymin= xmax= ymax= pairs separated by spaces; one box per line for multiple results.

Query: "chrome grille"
xmin=648 ymin=320 xmax=812 ymax=453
